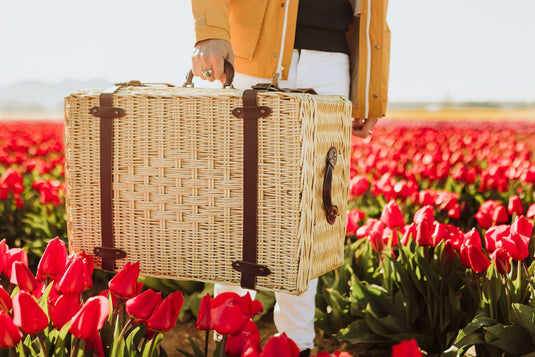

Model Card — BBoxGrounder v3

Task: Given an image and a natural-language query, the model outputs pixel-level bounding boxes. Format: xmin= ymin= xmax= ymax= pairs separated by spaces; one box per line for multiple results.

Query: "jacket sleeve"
xmin=191 ymin=0 xmax=231 ymax=43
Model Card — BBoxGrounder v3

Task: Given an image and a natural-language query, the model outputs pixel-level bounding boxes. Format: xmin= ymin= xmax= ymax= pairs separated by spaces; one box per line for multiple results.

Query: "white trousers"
xmin=216 ymin=49 xmax=350 ymax=351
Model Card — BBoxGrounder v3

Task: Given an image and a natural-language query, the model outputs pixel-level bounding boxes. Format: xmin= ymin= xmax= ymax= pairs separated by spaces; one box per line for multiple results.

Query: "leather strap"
xmin=90 ymin=86 xmax=127 ymax=271
xmin=232 ymin=90 xmax=272 ymax=289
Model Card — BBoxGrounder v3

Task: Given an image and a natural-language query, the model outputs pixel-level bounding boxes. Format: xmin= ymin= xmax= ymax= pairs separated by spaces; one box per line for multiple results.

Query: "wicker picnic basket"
xmin=64 ymin=79 xmax=352 ymax=294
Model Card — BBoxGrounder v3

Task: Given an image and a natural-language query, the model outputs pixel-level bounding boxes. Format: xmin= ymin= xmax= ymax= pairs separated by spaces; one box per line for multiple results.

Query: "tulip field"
xmin=1 ymin=118 xmax=535 ymax=356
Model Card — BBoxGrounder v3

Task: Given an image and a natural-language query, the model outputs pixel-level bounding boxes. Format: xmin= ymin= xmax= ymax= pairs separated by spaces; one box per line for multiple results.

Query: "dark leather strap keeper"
xmin=94 ymin=247 xmax=127 ymax=260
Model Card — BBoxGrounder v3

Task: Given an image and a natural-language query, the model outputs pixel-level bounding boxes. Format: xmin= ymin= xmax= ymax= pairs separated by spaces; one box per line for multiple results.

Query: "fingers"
xmin=191 ymin=39 xmax=234 ymax=83
xmin=352 ymin=117 xmax=378 ymax=139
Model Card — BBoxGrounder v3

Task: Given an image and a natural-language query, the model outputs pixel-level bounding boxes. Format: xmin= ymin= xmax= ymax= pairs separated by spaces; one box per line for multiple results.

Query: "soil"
xmin=161 ymin=311 xmax=391 ymax=357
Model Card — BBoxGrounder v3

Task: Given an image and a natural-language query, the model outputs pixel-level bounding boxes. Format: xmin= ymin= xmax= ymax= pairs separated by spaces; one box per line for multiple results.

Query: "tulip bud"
xmin=491 ymin=247 xmax=511 ymax=275
xmin=12 ymin=291 xmax=49 ymax=335
xmin=209 ymin=292 xmax=250 ymax=336
xmin=125 ymin=289 xmax=162 ymax=323
xmin=70 ymin=296 xmax=110 ymax=340
xmin=195 ymin=293 xmax=212 ymax=330
xmin=37 ymin=237 xmax=68 ymax=281
xmin=441 ymin=240 xmax=455 ymax=263
xmin=260 ymin=333 xmax=300 ymax=357
xmin=3 ymin=248 xmax=28 ymax=279
xmin=49 ymin=294 xmax=82 ymax=329
xmin=508 ymin=195 xmax=524 ymax=215
xmin=109 ymin=262 xmax=140 ymax=299
xmin=380 ymin=200 xmax=405 ymax=229
xmin=349 ymin=175 xmax=369 ymax=197
xmin=0 ymin=311 xmax=23 ymax=349
xmin=0 ymin=239 xmax=7 ymax=276
xmin=527 ymin=204 xmax=535 ymax=219
xmin=57 ymin=256 xmax=88 ymax=295
xmin=226 ymin=320 xmax=261 ymax=357
xmin=466 ymin=245 xmax=491 ymax=274
xmin=392 ymin=338 xmax=423 ymax=357
xmin=10 ymin=261 xmax=40 ymax=293
xmin=146 ymin=291 xmax=184 ymax=334
xmin=0 ymin=285 xmax=12 ymax=313
xmin=415 ymin=218 xmax=433 ymax=247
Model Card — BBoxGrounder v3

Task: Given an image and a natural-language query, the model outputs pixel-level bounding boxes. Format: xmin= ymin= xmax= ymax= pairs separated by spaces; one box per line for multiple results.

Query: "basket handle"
xmin=183 ymin=60 xmax=235 ymax=88
xmin=323 ymin=147 xmax=339 ymax=225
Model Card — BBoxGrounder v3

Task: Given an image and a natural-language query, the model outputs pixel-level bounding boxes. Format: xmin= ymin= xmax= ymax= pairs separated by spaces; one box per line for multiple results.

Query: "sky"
xmin=1 ymin=0 xmax=534 ymax=103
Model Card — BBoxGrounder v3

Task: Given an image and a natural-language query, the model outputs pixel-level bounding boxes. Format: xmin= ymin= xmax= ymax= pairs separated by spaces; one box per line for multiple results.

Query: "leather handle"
xmin=323 ymin=147 xmax=339 ymax=225
xmin=183 ymin=60 xmax=235 ymax=88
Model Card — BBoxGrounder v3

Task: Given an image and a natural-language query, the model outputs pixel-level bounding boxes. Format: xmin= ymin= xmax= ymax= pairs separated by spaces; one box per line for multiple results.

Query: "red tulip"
xmin=57 ymin=255 xmax=88 ymax=295
xmin=3 ymin=248 xmax=28 ymax=279
xmin=48 ymin=294 xmax=82 ymax=329
xmin=349 ymin=175 xmax=369 ymax=197
xmin=109 ymin=262 xmax=140 ymax=299
xmin=70 ymin=296 xmax=110 ymax=340
xmin=368 ymin=220 xmax=386 ymax=252
xmin=237 ymin=292 xmax=263 ymax=319
xmin=146 ymin=291 xmax=184 ymax=333
xmin=10 ymin=261 xmax=40 ymax=293
xmin=226 ymin=320 xmax=261 ymax=357
xmin=346 ymin=209 xmax=365 ymax=236
xmin=86 ymin=332 xmax=105 ymax=357
xmin=413 ymin=205 xmax=435 ymax=228
xmin=526 ymin=203 xmax=535 ymax=219
xmin=508 ymin=195 xmax=524 ymax=215
xmin=0 ymin=285 xmax=12 ymax=313
xmin=475 ymin=200 xmax=509 ymax=229
xmin=0 ymin=239 xmax=7 ymax=276
xmin=464 ymin=228 xmax=482 ymax=248
xmin=512 ymin=215 xmax=533 ymax=238
xmin=12 ymin=291 xmax=49 ymax=334
xmin=209 ymin=292 xmax=250 ymax=336
xmin=484 ymin=225 xmax=510 ymax=253
xmin=415 ymin=218 xmax=433 ymax=247
xmin=491 ymin=247 xmax=511 ymax=275
xmin=380 ymin=200 xmax=405 ymax=229
xmin=260 ymin=333 xmax=300 ymax=357
xmin=466 ymin=245 xmax=491 ymax=274
xmin=441 ymin=240 xmax=455 ymax=263
xmin=392 ymin=338 xmax=422 ymax=357
xmin=401 ymin=223 xmax=416 ymax=246
xmin=195 ymin=293 xmax=212 ymax=330
xmin=0 ymin=310 xmax=23 ymax=349
xmin=37 ymin=237 xmax=68 ymax=280
xmin=126 ymin=289 xmax=162 ymax=323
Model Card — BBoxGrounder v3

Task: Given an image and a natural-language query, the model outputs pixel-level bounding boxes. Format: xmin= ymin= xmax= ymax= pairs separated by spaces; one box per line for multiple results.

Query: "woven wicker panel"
xmin=64 ymin=85 xmax=351 ymax=294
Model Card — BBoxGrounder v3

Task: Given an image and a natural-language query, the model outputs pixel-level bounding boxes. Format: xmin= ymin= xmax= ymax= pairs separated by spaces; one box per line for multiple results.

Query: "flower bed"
xmin=1 ymin=119 xmax=535 ymax=356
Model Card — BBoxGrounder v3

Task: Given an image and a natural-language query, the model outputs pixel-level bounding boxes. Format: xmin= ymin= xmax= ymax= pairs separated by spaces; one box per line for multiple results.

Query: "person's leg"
xmin=273 ymin=278 xmax=318 ymax=351
xmin=213 ymin=283 xmax=257 ymax=299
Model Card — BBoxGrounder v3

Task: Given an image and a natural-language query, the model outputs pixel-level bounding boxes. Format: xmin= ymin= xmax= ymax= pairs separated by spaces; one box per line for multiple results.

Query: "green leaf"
xmin=452 ymin=313 xmax=496 ymax=348
xmin=336 ymin=319 xmax=388 ymax=344
xmin=125 ymin=325 xmax=145 ymax=357
xmin=510 ymin=303 xmax=535 ymax=342
xmin=484 ymin=323 xmax=534 ymax=355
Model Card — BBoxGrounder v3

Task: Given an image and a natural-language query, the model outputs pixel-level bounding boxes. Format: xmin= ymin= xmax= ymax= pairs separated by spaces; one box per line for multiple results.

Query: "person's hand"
xmin=192 ymin=39 xmax=235 ymax=83
xmin=352 ymin=117 xmax=378 ymax=138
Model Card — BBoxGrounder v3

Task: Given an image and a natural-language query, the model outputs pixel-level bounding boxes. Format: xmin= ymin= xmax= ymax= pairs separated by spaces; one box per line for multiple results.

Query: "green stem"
xmin=37 ymin=331 xmax=48 ymax=357
xmin=147 ymin=336 xmax=158 ymax=357
xmin=17 ymin=340 xmax=26 ymax=357
xmin=111 ymin=318 xmax=133 ymax=357
xmin=204 ymin=330 xmax=210 ymax=357
xmin=218 ymin=335 xmax=227 ymax=357
xmin=70 ymin=338 xmax=80 ymax=357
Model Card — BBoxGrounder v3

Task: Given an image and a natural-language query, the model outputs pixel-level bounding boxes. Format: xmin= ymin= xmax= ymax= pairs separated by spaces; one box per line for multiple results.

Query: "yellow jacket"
xmin=192 ymin=0 xmax=390 ymax=119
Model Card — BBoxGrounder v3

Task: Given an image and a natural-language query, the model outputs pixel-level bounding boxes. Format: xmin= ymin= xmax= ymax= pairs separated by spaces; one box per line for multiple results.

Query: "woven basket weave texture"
xmin=64 ymin=85 xmax=351 ymax=294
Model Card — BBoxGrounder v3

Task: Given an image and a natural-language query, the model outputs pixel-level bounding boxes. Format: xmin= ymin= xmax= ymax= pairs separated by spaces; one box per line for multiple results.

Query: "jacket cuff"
xmin=194 ymin=14 xmax=231 ymax=43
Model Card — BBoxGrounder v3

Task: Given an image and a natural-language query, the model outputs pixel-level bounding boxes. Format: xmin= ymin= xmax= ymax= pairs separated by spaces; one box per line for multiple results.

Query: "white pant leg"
xmin=213 ymin=283 xmax=256 ymax=300
xmin=273 ymin=278 xmax=318 ymax=350
xmin=217 ymin=49 xmax=349 ymax=351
